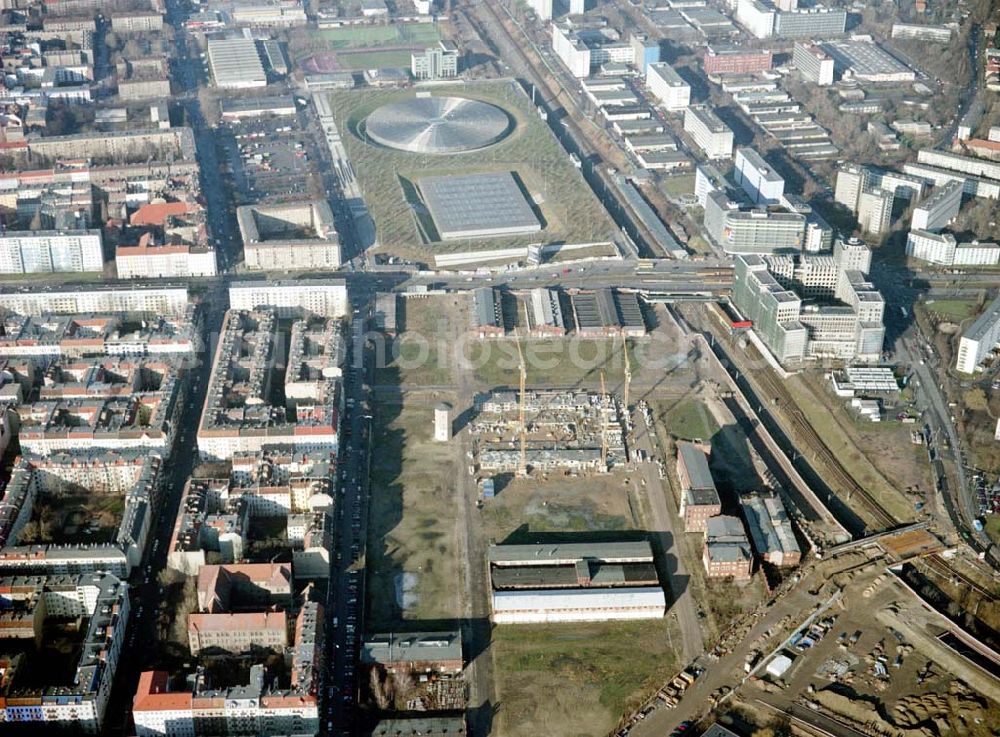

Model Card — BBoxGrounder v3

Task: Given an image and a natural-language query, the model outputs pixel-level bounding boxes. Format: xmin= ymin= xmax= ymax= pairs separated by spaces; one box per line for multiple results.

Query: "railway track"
xmin=742 ymin=344 xmax=897 ymax=530
xmin=700 ymin=303 xmax=897 ymax=531
xmin=923 ymin=554 xmax=998 ymax=601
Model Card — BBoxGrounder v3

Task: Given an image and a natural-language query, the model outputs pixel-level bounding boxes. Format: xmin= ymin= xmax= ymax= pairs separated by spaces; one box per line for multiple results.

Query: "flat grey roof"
xmin=221 ymin=96 xmax=295 ymax=115
xmin=572 ymin=288 xmax=617 ymax=329
xmin=207 ymin=38 xmax=266 ymax=87
xmin=488 ymin=541 xmax=654 ymax=566
xmin=737 ymin=148 xmax=783 ymax=183
xmin=419 ymin=172 xmax=541 ymax=240
xmin=491 ymin=561 xmax=659 ymax=589
xmin=361 ymin=631 xmax=462 ymax=666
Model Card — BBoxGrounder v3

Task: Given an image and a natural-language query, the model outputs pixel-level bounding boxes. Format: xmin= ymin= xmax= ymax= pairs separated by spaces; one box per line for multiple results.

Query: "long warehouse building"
xmin=488 ymin=542 xmax=666 ymax=624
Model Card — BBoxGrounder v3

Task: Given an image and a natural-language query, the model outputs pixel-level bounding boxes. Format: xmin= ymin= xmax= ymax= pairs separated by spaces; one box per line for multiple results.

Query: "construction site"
xmin=471 ymin=388 xmax=628 ymax=476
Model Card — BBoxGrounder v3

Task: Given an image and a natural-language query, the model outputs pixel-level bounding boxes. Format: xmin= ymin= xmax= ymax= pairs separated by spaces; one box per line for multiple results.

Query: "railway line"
xmin=740 ymin=341 xmax=897 ymax=531
xmin=701 ymin=303 xmax=897 ymax=532
xmin=923 ymin=554 xmax=998 ymax=601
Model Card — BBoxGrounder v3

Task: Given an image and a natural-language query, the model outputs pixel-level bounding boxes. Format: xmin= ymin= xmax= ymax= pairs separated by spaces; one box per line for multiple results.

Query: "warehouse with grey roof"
xmin=206 ymin=38 xmax=267 ymax=89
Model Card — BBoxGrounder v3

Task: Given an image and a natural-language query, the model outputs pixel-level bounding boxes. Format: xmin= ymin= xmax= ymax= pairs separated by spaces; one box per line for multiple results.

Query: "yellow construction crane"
xmin=621 ymin=335 xmax=632 ymax=411
xmin=516 ymin=337 xmax=527 ymax=477
xmin=599 ymin=370 xmax=608 ymax=471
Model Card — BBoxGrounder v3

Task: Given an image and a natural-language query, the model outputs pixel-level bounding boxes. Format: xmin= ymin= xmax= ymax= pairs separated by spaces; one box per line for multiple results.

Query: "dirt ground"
xmin=367 ymin=391 xmax=462 ymax=629
xmin=743 ymin=571 xmax=1000 ymax=737
xmin=481 ymin=471 xmax=643 ymax=544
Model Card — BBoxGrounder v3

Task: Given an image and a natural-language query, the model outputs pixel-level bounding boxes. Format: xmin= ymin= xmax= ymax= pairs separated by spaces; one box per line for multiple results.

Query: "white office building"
xmin=0 ymin=229 xmax=103 ymax=273
xmin=737 ymin=0 xmax=775 ymax=38
xmin=411 ymin=43 xmax=459 ymax=80
xmin=529 ymin=0 xmax=553 ymax=20
xmin=646 ymin=62 xmax=691 ymax=111
xmin=906 ymin=229 xmax=1000 ymax=267
xmin=734 ymin=147 xmax=784 ymax=204
xmin=684 ymin=106 xmax=734 ymax=159
xmin=793 ymin=42 xmax=834 ymax=85
xmin=857 ymin=189 xmax=894 ymax=236
xmin=552 ymin=23 xmax=590 ymax=78
xmin=956 ymin=295 xmax=1000 ymax=374
xmin=229 ymin=280 xmax=348 ymax=318
xmin=911 ymin=181 xmax=963 ymax=232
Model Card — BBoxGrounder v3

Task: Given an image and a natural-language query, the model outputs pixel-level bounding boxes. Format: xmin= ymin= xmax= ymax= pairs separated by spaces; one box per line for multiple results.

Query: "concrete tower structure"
xmin=435 ymin=403 xmax=452 ymax=442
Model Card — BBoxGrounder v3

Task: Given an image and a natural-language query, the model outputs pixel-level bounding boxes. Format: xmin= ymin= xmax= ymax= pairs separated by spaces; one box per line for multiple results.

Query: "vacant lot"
xmin=493 ymin=619 xmax=680 ymax=737
xmin=471 ymin=337 xmax=637 ymax=389
xmin=481 ymin=469 xmax=679 ymax=736
xmin=481 ymin=472 xmax=642 ymax=544
xmin=655 ymin=398 xmax=719 ymax=442
xmin=367 ymin=393 xmax=461 ymax=629
xmin=374 ymin=295 xmax=465 ymax=388
xmin=923 ymin=299 xmax=980 ymax=322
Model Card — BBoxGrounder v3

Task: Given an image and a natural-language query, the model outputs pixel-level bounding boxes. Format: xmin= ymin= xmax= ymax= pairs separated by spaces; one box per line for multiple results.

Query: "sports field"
xmin=335 ymin=49 xmax=413 ymax=70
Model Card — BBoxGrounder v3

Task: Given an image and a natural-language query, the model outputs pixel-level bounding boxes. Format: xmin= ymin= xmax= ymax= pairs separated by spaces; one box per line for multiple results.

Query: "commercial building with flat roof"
xmin=733 ymin=242 xmax=885 ymax=366
xmin=419 ymin=172 xmax=541 ymax=240
xmin=704 ymin=191 xmax=806 ymax=255
xmin=825 ymin=40 xmax=915 ymax=83
xmin=703 ymin=45 xmax=773 ymax=75
xmin=646 ymin=62 xmax=691 ymax=111
xmin=910 ymin=180 xmax=963 ymax=232
xmin=793 ymin=42 xmax=834 ymax=85
xmin=684 ymin=106 xmax=734 ymax=159
xmin=411 ymin=42 xmax=459 ymax=80
xmin=734 ymin=148 xmax=785 ymax=204
xmin=891 ymin=22 xmax=952 ymax=43
xmin=206 ymin=38 xmax=266 ymax=89
xmin=736 ymin=0 xmax=775 ymax=38
xmin=857 ymin=188 xmax=894 ymax=236
xmin=220 ymin=96 xmax=296 ymax=121
xmin=774 ymin=7 xmax=846 ymax=38
xmin=956 ymin=295 xmax=1000 ymax=374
